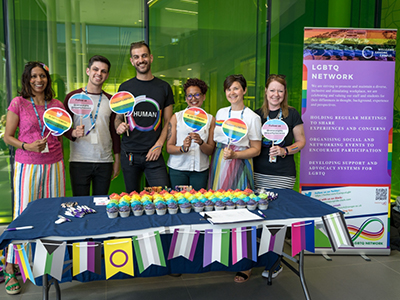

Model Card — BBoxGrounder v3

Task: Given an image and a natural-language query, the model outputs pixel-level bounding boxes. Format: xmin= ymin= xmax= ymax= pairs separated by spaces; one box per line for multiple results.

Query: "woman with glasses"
xmin=209 ymin=74 xmax=261 ymax=191
xmin=166 ymin=78 xmax=215 ymax=190
xmin=3 ymin=62 xmax=69 ymax=294
xmin=253 ymin=74 xmax=306 ymax=279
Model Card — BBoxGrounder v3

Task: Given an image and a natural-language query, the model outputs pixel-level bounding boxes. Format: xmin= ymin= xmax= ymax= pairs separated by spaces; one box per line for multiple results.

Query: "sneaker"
xmin=262 ymin=265 xmax=283 ymax=279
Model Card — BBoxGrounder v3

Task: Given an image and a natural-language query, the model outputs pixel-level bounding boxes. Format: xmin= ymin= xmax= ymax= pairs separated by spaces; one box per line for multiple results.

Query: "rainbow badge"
xmin=183 ymin=107 xmax=208 ymax=132
xmin=262 ymin=119 xmax=289 ymax=144
xmin=43 ymin=108 xmax=72 ymax=136
xmin=222 ymin=118 xmax=248 ymax=143
xmin=68 ymin=93 xmax=94 ymax=118
xmin=109 ymin=92 xmax=135 ymax=115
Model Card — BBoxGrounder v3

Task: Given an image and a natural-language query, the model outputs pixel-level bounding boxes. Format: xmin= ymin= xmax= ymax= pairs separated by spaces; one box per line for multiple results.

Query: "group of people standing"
xmin=2 ymin=41 xmax=305 ymax=294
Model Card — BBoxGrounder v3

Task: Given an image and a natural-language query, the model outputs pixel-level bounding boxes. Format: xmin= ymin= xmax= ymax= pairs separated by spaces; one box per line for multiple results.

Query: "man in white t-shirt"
xmin=64 ymin=55 xmax=121 ymax=196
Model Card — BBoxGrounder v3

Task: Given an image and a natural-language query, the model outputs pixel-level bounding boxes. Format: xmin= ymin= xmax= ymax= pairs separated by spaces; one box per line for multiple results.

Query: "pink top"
xmin=8 ymin=96 xmax=64 ymax=164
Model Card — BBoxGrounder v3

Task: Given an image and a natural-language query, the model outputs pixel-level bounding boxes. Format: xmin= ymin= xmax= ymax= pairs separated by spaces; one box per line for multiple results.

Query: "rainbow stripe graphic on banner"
xmin=302 ymin=64 xmax=308 ymax=115
xmin=222 ymin=118 xmax=248 ymax=143
xmin=231 ymin=226 xmax=257 ymax=265
xmin=168 ymin=228 xmax=200 ymax=261
xmin=388 ymin=128 xmax=393 ymax=176
xmin=203 ymin=229 xmax=230 ymax=267
xmin=109 ymin=92 xmax=135 ymax=115
xmin=13 ymin=244 xmax=35 ymax=284
xmin=183 ymin=107 xmax=208 ymax=132
xmin=43 ymin=108 xmax=72 ymax=136
xmin=292 ymin=220 xmax=315 ymax=256
xmin=72 ymin=242 xmax=102 ymax=276
xmin=347 ymin=218 xmax=384 ymax=241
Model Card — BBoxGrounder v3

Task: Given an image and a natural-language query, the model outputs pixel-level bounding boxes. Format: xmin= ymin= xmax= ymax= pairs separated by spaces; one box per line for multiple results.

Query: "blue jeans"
xmin=69 ymin=162 xmax=113 ymax=196
xmin=169 ymin=168 xmax=209 ymax=191
xmin=121 ymin=152 xmax=170 ymax=193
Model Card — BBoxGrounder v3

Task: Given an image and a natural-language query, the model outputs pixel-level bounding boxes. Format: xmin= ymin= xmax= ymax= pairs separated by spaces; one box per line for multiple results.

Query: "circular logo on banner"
xmin=109 ymin=250 xmax=128 ymax=268
xmin=183 ymin=107 xmax=208 ymax=132
xmin=130 ymin=95 xmax=161 ymax=132
xmin=222 ymin=118 xmax=248 ymax=143
xmin=67 ymin=93 xmax=94 ymax=119
xmin=262 ymin=119 xmax=289 ymax=144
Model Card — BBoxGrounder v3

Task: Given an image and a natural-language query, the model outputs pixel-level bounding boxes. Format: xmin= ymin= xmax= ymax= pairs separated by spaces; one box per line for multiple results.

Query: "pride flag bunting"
xmin=168 ymin=228 xmax=200 ymax=261
xmin=292 ymin=220 xmax=315 ymax=256
xmin=104 ymin=238 xmax=134 ymax=279
xmin=132 ymin=231 xmax=166 ymax=274
xmin=259 ymin=225 xmax=287 ymax=256
xmin=203 ymin=229 xmax=230 ymax=267
xmin=13 ymin=244 xmax=35 ymax=284
xmin=72 ymin=242 xmax=102 ymax=276
xmin=322 ymin=212 xmax=354 ymax=251
xmin=231 ymin=226 xmax=257 ymax=265
xmin=33 ymin=239 xmax=66 ymax=281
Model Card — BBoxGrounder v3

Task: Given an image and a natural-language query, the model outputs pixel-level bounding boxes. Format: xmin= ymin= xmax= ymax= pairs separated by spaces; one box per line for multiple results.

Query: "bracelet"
xmin=285 ymin=147 xmax=289 ymax=155
xmin=21 ymin=142 xmax=26 ymax=151
xmin=199 ymin=139 xmax=204 ymax=146
xmin=180 ymin=145 xmax=188 ymax=153
xmin=280 ymin=147 xmax=287 ymax=158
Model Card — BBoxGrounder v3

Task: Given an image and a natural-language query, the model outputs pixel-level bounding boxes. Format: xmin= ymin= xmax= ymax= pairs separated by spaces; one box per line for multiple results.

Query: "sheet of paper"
xmin=199 ymin=209 xmax=264 ymax=224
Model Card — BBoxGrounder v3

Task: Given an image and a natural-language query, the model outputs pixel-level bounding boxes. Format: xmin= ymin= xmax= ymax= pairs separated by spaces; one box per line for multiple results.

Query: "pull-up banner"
xmin=300 ymin=28 xmax=396 ymax=254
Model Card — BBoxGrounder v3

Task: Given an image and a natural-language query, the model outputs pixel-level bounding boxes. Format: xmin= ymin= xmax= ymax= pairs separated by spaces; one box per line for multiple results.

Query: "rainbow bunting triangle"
xmin=13 ymin=244 xmax=35 ymax=285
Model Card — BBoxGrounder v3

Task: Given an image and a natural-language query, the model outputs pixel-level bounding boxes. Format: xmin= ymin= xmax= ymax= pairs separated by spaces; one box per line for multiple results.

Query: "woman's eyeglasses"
xmin=186 ymin=93 xmax=202 ymax=100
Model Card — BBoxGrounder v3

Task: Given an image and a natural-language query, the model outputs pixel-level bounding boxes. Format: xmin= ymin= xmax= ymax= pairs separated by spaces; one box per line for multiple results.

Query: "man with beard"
xmin=115 ymin=41 xmax=174 ymax=193
xmin=64 ymin=55 xmax=121 ymax=196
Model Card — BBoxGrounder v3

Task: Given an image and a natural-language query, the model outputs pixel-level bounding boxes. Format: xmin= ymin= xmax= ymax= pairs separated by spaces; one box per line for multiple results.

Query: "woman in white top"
xmin=167 ymin=78 xmax=215 ymax=190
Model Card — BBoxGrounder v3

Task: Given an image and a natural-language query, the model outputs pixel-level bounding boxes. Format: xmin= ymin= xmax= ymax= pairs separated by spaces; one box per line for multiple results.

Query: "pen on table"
xmin=258 ymin=210 xmax=267 ymax=218
xmin=5 ymin=226 xmax=34 ymax=231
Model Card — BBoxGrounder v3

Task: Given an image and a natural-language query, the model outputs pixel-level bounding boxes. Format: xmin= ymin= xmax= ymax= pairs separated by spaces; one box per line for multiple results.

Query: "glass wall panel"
xmin=0 ymin=0 xmax=146 ymax=223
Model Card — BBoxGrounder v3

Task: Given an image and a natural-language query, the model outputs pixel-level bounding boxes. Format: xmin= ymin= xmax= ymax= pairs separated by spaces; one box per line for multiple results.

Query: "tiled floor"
xmin=1 ymin=247 xmax=400 ymax=300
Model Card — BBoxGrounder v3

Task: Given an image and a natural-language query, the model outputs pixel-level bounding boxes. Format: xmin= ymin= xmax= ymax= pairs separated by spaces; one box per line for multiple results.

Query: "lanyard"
xmin=267 ymin=108 xmax=282 ymax=121
xmin=84 ymin=87 xmax=102 ymax=135
xmin=30 ymin=97 xmax=47 ymax=137
xmin=228 ymin=106 xmax=246 ymax=119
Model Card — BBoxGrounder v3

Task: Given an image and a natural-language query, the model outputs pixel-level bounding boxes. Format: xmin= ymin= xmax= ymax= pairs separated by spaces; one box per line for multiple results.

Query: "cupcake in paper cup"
xmin=168 ymin=202 xmax=178 ymax=214
xmin=145 ymin=203 xmax=155 ymax=215
xmin=246 ymin=199 xmax=258 ymax=211
xmin=106 ymin=205 xmax=118 ymax=219
xmin=194 ymin=201 xmax=205 ymax=213
xmin=225 ymin=200 xmax=235 ymax=210
xmin=180 ymin=202 xmax=192 ymax=214
xmin=236 ymin=199 xmax=246 ymax=209
xmin=204 ymin=200 xmax=214 ymax=211
xmin=156 ymin=203 xmax=167 ymax=215
xmin=132 ymin=204 xmax=144 ymax=216
xmin=119 ymin=205 xmax=130 ymax=218
xmin=214 ymin=200 xmax=225 ymax=211
xmin=258 ymin=198 xmax=269 ymax=210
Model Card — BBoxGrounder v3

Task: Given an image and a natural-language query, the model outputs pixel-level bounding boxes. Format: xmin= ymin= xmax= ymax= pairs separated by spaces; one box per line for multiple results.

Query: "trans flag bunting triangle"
xmin=292 ymin=220 xmax=315 ymax=257
xmin=33 ymin=239 xmax=66 ymax=281
xmin=104 ymin=238 xmax=134 ymax=279
xmin=203 ymin=229 xmax=230 ymax=267
xmin=13 ymin=244 xmax=35 ymax=285
xmin=168 ymin=228 xmax=200 ymax=261
xmin=322 ymin=212 xmax=354 ymax=251
xmin=72 ymin=242 xmax=102 ymax=276
xmin=258 ymin=225 xmax=287 ymax=256
xmin=132 ymin=231 xmax=166 ymax=274
xmin=231 ymin=226 xmax=257 ymax=265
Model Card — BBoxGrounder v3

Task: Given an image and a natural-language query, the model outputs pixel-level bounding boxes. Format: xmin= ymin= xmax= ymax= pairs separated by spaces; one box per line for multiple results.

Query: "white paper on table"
xmin=199 ymin=209 xmax=264 ymax=224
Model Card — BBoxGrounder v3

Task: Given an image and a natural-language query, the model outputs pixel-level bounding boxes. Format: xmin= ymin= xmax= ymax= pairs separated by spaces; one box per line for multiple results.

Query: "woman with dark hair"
xmin=167 ymin=78 xmax=215 ymax=190
xmin=208 ymin=74 xmax=261 ymax=191
xmin=3 ymin=62 xmax=68 ymax=294
xmin=253 ymin=74 xmax=306 ymax=279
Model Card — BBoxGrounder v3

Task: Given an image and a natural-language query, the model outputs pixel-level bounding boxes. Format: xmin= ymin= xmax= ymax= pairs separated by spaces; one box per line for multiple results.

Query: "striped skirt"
xmin=208 ymin=143 xmax=254 ymax=190
xmin=254 ymin=172 xmax=296 ymax=190
xmin=13 ymin=160 xmax=66 ymax=219
xmin=7 ymin=160 xmax=65 ymax=264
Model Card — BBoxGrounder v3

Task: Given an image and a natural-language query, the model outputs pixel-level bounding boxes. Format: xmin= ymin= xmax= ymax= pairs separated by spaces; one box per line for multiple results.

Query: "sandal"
xmin=4 ymin=271 xmax=21 ymax=295
xmin=234 ymin=270 xmax=252 ymax=283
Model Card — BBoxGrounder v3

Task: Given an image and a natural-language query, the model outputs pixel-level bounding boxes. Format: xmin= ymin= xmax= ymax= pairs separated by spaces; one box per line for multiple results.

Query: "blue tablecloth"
xmin=0 ymin=189 xmax=340 ymax=283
